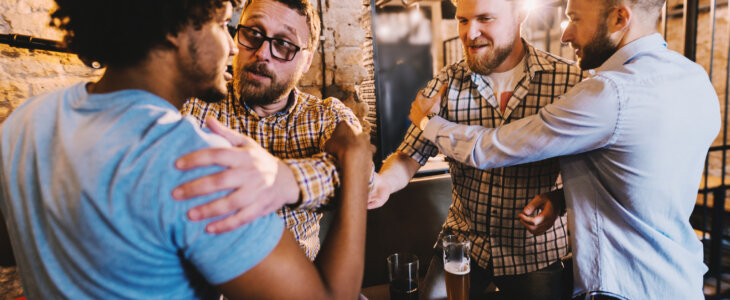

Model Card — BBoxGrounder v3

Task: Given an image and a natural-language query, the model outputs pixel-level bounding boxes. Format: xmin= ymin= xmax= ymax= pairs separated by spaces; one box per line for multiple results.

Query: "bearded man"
xmin=177 ymin=0 xmax=363 ymax=260
xmin=410 ymin=0 xmax=720 ymax=299
xmin=368 ymin=0 xmax=585 ymax=298
xmin=0 ymin=0 xmax=373 ymax=298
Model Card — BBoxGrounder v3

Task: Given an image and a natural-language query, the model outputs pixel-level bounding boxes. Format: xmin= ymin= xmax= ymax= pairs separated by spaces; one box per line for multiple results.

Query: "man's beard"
xmin=198 ymin=88 xmax=227 ymax=103
xmin=464 ymin=38 xmax=514 ymax=75
xmin=233 ymin=61 xmax=299 ymax=107
xmin=576 ymin=20 xmax=619 ymax=70
xmin=184 ymin=39 xmax=227 ymax=103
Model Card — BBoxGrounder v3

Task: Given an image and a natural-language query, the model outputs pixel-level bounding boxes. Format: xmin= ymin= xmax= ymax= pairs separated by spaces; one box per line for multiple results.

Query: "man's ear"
xmin=302 ymin=49 xmax=315 ymax=73
xmin=165 ymin=30 xmax=185 ymax=49
xmin=608 ymin=5 xmax=632 ymax=34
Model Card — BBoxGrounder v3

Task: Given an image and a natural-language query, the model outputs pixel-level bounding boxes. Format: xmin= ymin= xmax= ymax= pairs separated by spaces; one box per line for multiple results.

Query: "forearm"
xmin=422 ymin=79 xmax=620 ymax=170
xmin=378 ymin=151 xmax=421 ymax=193
xmin=282 ymin=153 xmax=339 ymax=209
xmin=314 ymin=152 xmax=369 ymax=300
xmin=0 ymin=210 xmax=15 ymax=267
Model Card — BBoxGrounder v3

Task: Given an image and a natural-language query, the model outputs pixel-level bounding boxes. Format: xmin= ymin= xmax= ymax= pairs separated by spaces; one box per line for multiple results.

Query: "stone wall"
xmin=0 ymin=0 xmax=369 ymax=124
xmin=299 ymin=0 xmax=368 ymax=102
xmin=0 ymin=0 xmax=103 ymax=123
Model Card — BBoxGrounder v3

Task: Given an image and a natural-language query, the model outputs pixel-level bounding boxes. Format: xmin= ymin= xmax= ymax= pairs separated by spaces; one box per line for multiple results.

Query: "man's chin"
xmin=197 ymin=87 xmax=227 ymax=103
xmin=578 ymin=58 xmax=592 ymax=70
xmin=577 ymin=51 xmax=615 ymax=70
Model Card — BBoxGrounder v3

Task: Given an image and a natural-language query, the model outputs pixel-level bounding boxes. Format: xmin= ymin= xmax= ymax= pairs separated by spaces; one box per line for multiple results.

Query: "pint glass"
xmin=387 ymin=252 xmax=419 ymax=300
xmin=442 ymin=235 xmax=470 ymax=300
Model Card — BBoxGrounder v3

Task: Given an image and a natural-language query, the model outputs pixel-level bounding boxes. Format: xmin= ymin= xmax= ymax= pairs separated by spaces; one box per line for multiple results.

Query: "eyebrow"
xmin=282 ymin=24 xmax=297 ymax=37
xmin=243 ymin=14 xmax=300 ymax=41
xmin=456 ymin=13 xmax=491 ymax=20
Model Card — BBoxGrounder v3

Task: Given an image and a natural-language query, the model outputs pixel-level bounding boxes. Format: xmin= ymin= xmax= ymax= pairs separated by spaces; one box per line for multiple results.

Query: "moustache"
xmin=243 ymin=62 xmax=275 ymax=79
xmin=466 ymin=38 xmax=490 ymax=48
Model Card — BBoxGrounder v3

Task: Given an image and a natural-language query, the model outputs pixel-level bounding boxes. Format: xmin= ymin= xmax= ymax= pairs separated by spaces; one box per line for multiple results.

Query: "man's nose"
xmin=228 ymin=33 xmax=239 ymax=56
xmin=467 ymin=22 xmax=481 ymax=41
xmin=561 ymin=25 xmax=573 ymax=44
xmin=253 ymin=40 xmax=272 ymax=61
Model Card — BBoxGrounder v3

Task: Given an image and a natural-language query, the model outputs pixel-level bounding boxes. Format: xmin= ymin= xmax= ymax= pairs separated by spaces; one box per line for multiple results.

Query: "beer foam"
xmin=444 ymin=261 xmax=469 ymax=275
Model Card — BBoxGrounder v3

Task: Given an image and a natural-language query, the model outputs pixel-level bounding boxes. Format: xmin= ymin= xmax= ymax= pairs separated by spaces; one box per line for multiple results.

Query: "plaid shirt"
xmin=399 ymin=41 xmax=586 ymax=276
xmin=181 ymin=87 xmax=361 ymax=260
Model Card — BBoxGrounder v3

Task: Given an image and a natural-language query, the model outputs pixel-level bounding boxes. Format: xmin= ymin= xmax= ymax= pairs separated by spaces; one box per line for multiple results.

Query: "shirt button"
xmin=492 ymin=210 xmax=498 ymax=215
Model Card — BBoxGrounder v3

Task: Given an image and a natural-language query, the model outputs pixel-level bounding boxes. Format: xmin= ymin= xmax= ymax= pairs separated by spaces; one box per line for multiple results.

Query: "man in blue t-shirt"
xmin=0 ymin=0 xmax=371 ymax=299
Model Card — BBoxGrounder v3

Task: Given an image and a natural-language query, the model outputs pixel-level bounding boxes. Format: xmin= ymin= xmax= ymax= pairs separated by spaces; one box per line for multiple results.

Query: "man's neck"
xmin=249 ymin=91 xmax=292 ymax=118
xmin=87 ymin=55 xmax=189 ymax=109
xmin=616 ymin=26 xmax=658 ymax=50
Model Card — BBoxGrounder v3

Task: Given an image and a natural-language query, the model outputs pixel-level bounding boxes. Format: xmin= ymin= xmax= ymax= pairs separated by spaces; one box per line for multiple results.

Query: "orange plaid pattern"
xmin=181 ymin=87 xmax=361 ymax=259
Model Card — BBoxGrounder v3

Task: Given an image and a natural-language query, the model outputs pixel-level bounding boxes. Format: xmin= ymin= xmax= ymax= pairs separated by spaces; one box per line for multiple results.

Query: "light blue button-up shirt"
xmin=421 ymin=33 xmax=719 ymax=299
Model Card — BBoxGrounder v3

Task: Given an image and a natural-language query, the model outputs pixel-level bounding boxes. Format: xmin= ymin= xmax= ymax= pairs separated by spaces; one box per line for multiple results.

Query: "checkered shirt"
xmin=181 ymin=87 xmax=361 ymax=260
xmin=398 ymin=41 xmax=586 ymax=276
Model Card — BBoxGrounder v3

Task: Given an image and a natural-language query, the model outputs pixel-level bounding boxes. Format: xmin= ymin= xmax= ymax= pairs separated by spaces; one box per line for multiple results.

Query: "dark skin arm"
xmin=0 ymin=210 xmax=15 ymax=267
xmin=215 ymin=122 xmax=372 ymax=300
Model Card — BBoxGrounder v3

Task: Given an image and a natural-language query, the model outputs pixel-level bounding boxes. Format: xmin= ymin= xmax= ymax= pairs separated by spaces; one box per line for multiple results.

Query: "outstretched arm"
xmin=217 ymin=122 xmax=372 ymax=300
xmin=369 ymin=87 xmax=450 ymax=209
xmin=420 ymin=78 xmax=619 ymax=169
xmin=368 ymin=151 xmax=421 ymax=209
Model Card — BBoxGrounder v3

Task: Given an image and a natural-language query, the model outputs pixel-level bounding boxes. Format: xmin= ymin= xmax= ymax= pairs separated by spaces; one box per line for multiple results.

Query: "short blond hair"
xmin=242 ymin=0 xmax=320 ymax=49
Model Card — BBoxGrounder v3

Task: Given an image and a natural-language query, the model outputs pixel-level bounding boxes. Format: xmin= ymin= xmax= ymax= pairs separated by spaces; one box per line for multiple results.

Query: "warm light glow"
xmin=408 ymin=5 xmax=423 ymax=24
xmin=560 ymin=20 xmax=569 ymax=30
xmin=523 ymin=0 xmax=537 ymax=13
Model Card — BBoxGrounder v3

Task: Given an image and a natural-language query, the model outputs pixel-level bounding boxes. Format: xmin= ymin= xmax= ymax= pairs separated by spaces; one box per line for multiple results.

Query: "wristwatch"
xmin=418 ymin=113 xmax=437 ymax=130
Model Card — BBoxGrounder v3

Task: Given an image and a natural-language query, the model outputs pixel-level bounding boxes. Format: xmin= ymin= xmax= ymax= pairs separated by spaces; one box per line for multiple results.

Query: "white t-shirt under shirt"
xmin=483 ymin=57 xmax=526 ymax=113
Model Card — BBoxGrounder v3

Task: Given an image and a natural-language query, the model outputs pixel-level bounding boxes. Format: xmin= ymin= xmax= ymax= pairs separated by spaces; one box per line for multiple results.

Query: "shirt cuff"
xmin=422 ymin=116 xmax=447 ymax=143
xmin=281 ymin=154 xmax=338 ymax=210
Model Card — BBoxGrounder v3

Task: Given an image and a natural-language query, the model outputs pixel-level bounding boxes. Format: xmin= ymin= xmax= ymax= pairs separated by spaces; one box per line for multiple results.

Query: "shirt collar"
xmin=523 ymin=40 xmax=556 ymax=77
xmin=594 ymin=33 xmax=666 ymax=73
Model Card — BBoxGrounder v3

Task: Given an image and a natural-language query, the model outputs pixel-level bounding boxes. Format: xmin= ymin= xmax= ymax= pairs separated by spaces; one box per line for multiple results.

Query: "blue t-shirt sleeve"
xmin=174 ymin=196 xmax=284 ymax=285
xmin=151 ymin=117 xmax=285 ymax=285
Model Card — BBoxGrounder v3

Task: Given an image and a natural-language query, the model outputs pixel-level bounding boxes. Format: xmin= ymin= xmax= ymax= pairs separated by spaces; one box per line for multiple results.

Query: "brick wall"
xmin=0 ymin=0 xmax=103 ymax=123
xmin=0 ymin=0 xmax=369 ymax=124
xmin=296 ymin=0 xmax=368 ymax=102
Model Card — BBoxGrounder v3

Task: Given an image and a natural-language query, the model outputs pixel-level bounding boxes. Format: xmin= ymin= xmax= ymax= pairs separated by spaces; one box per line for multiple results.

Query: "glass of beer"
xmin=442 ymin=235 xmax=470 ymax=300
xmin=387 ymin=252 xmax=419 ymax=300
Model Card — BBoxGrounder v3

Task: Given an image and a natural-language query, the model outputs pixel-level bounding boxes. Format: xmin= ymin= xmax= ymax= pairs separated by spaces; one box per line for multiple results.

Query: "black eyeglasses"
xmin=236 ymin=25 xmax=303 ymax=61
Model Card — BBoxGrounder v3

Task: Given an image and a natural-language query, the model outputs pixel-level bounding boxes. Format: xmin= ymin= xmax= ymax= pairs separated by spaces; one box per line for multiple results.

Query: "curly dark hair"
xmin=51 ymin=0 xmax=242 ymax=67
xmin=242 ymin=0 xmax=320 ymax=50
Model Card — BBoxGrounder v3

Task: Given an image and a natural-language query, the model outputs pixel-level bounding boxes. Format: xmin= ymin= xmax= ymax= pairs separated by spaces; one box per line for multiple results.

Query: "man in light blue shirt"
xmin=0 ymin=0 xmax=372 ymax=299
xmin=411 ymin=0 xmax=720 ymax=299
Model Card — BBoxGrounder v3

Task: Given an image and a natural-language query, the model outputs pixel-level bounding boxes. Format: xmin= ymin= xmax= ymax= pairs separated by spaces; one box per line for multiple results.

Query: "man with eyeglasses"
xmin=0 ymin=0 xmax=373 ymax=298
xmin=177 ymin=0 xmax=365 ymax=259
